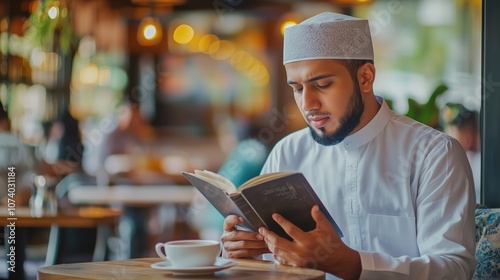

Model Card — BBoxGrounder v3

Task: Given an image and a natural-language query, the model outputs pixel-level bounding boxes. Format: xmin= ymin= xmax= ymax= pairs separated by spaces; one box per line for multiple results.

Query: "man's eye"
xmin=293 ymin=87 xmax=303 ymax=93
xmin=317 ymin=82 xmax=332 ymax=89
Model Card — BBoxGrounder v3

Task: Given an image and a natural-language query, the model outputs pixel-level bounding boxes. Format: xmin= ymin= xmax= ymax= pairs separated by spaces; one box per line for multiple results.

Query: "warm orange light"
xmin=198 ymin=34 xmax=219 ymax=54
xmin=186 ymin=34 xmax=202 ymax=52
xmin=137 ymin=17 xmax=163 ymax=46
xmin=279 ymin=12 xmax=302 ymax=36
xmin=173 ymin=24 xmax=194 ymax=44
xmin=335 ymin=0 xmax=372 ymax=4
xmin=210 ymin=40 xmax=235 ymax=60
xmin=144 ymin=25 xmax=157 ymax=40
xmin=29 ymin=0 xmax=40 ymax=14
xmin=281 ymin=21 xmax=297 ymax=36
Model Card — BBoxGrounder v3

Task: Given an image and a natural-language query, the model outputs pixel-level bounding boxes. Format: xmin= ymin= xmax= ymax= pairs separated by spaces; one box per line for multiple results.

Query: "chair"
xmin=187 ymin=139 xmax=269 ymax=240
xmin=51 ymin=172 xmax=112 ymax=264
xmin=55 ymin=172 xmax=97 ymax=207
xmin=473 ymin=205 xmax=500 ymax=279
xmin=217 ymin=139 xmax=270 ymax=188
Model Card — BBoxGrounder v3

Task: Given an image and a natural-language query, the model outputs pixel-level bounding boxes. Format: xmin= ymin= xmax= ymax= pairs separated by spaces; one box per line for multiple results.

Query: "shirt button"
xmin=345 ymin=142 xmax=350 ymax=146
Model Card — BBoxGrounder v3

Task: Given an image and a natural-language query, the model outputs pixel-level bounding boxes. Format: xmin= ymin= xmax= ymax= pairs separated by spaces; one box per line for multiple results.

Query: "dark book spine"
xmin=231 ymin=194 xmax=266 ymax=230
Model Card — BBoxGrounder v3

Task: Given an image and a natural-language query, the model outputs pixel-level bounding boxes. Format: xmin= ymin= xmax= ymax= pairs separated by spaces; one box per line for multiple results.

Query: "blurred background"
xmin=1 ymin=0 xmax=482 ymax=157
xmin=0 ymin=0 xmax=486 ymax=278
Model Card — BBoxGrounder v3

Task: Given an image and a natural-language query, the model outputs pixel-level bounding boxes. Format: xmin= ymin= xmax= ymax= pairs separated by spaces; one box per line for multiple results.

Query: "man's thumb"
xmin=311 ymin=205 xmax=329 ymax=227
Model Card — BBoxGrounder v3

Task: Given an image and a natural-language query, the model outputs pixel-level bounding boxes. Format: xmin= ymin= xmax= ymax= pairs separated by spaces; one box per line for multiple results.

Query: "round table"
xmin=38 ymin=258 xmax=325 ymax=280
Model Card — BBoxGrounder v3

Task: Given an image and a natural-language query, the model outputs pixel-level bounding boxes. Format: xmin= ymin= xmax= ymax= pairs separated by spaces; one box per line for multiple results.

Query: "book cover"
xmin=182 ymin=172 xmax=263 ymax=231
xmin=182 ymin=171 xmax=343 ymax=240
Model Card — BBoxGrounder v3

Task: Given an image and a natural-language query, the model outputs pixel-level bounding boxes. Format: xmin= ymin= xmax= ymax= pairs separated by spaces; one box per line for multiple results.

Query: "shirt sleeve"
xmin=358 ymin=137 xmax=476 ymax=279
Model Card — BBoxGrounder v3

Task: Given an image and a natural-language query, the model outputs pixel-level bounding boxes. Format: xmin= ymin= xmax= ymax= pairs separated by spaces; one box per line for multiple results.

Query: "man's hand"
xmin=220 ymin=215 xmax=271 ymax=258
xmin=258 ymin=205 xmax=362 ymax=280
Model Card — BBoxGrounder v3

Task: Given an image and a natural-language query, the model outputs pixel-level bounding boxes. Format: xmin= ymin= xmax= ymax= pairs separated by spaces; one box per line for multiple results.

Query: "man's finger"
xmin=311 ymin=205 xmax=335 ymax=232
xmin=225 ymin=248 xmax=271 ymax=259
xmin=258 ymin=226 xmax=280 ymax=244
xmin=221 ymin=230 xmax=264 ymax=242
xmin=271 ymin=213 xmax=308 ymax=241
xmin=223 ymin=240 xmax=269 ymax=251
xmin=223 ymin=215 xmax=244 ymax=231
xmin=259 ymin=227 xmax=294 ymax=255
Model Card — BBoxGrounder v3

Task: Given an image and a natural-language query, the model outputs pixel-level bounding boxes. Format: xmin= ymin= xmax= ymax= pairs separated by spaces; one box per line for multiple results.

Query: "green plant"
xmin=405 ymin=83 xmax=448 ymax=128
xmin=24 ymin=0 xmax=76 ymax=54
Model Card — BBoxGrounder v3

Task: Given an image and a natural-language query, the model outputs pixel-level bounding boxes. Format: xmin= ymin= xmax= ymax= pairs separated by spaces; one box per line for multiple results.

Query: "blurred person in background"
xmin=101 ymin=101 xmax=155 ymax=159
xmin=99 ymin=100 xmax=156 ymax=183
xmin=0 ymin=100 xmax=37 ymax=206
xmin=40 ymin=108 xmax=84 ymax=179
xmin=441 ymin=103 xmax=481 ymax=203
xmin=97 ymin=99 xmax=156 ymax=259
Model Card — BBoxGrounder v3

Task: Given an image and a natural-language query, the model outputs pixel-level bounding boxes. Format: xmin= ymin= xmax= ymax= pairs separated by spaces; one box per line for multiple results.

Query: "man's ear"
xmin=357 ymin=63 xmax=375 ymax=93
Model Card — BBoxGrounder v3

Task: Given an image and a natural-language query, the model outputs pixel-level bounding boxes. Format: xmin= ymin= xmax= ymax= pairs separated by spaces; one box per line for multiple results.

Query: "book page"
xmin=182 ymin=171 xmax=258 ymax=232
xmin=239 ymin=172 xmax=298 ymax=190
xmin=192 ymin=170 xmax=237 ymax=194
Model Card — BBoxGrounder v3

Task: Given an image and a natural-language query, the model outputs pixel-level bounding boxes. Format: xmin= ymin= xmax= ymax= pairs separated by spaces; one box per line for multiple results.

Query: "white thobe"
xmin=260 ymin=97 xmax=476 ymax=280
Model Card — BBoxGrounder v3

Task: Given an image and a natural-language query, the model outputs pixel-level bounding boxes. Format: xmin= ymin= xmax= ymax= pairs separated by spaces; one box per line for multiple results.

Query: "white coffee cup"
xmin=155 ymin=240 xmax=221 ymax=268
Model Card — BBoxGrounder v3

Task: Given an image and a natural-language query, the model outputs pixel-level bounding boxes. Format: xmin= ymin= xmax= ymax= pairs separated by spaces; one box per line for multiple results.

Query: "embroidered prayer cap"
xmin=283 ymin=12 xmax=374 ymax=64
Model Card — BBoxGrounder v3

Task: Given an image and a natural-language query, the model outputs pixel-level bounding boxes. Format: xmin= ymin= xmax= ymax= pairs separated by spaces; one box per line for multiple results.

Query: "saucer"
xmin=151 ymin=258 xmax=237 ymax=275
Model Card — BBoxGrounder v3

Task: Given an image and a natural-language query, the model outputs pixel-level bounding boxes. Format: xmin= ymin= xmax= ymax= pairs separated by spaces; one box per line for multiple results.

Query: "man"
xmin=221 ymin=12 xmax=476 ymax=279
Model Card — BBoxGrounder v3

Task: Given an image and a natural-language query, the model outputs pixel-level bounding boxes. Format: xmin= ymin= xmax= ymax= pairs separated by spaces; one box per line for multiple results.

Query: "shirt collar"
xmin=342 ymin=96 xmax=392 ymax=150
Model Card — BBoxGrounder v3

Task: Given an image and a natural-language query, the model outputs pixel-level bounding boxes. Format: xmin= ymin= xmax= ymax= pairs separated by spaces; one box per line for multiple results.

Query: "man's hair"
xmin=337 ymin=59 xmax=374 ymax=81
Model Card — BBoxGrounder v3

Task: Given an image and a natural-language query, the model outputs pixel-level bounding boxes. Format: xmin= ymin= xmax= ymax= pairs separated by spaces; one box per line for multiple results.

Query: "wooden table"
xmin=0 ymin=207 xmax=121 ymax=227
xmin=1 ymin=207 xmax=121 ymax=280
xmin=67 ymin=185 xmax=196 ymax=259
xmin=37 ymin=258 xmax=325 ymax=279
xmin=68 ymin=185 xmax=195 ymax=206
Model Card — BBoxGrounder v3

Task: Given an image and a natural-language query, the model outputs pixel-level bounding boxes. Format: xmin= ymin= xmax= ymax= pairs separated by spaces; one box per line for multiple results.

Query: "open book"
xmin=182 ymin=170 xmax=343 ymax=240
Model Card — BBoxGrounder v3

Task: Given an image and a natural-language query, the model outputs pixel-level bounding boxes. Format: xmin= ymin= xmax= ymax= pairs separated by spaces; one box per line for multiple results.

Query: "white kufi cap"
xmin=283 ymin=12 xmax=374 ymax=64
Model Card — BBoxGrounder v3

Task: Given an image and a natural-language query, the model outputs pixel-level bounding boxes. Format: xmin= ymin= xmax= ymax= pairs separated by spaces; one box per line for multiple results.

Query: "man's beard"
xmin=308 ymin=81 xmax=364 ymax=146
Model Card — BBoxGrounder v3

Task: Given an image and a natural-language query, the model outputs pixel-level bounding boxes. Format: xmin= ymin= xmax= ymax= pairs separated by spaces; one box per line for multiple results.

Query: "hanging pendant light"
xmin=137 ymin=16 xmax=163 ymax=46
xmin=133 ymin=0 xmax=186 ymax=46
